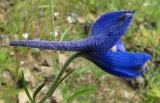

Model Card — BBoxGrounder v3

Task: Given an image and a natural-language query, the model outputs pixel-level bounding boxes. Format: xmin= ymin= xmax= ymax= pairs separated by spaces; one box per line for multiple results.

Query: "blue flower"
xmin=84 ymin=41 xmax=152 ymax=78
xmin=10 ymin=10 xmax=152 ymax=78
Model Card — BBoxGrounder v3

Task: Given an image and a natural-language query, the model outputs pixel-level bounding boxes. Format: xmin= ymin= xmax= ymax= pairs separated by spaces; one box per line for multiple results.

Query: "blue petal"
xmin=108 ymin=65 xmax=147 ymax=78
xmin=90 ymin=10 xmax=134 ymax=37
xmin=115 ymin=40 xmax=126 ymax=52
xmin=89 ymin=10 xmax=134 ymax=52
xmin=84 ymin=51 xmax=152 ymax=78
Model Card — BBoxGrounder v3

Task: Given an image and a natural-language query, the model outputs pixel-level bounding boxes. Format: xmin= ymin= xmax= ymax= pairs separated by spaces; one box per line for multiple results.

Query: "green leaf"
xmin=21 ymin=71 xmax=34 ymax=103
xmin=66 ymin=86 xmax=96 ymax=102
xmin=33 ymin=81 xmax=46 ymax=100
xmin=57 ymin=69 xmax=76 ymax=86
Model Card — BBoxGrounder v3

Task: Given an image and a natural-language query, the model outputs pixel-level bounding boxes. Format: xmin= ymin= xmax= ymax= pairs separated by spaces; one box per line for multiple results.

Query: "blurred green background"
xmin=0 ymin=0 xmax=160 ymax=103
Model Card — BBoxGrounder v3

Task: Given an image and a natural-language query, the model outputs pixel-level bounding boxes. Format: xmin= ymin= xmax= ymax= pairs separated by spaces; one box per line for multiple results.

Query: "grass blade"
xmin=33 ymin=81 xmax=46 ymax=101
xmin=60 ymin=25 xmax=71 ymax=41
xmin=67 ymin=87 xmax=96 ymax=102
xmin=21 ymin=71 xmax=34 ymax=103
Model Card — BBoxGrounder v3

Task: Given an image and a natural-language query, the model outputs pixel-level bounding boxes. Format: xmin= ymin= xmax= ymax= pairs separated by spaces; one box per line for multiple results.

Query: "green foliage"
xmin=144 ymin=70 xmax=160 ymax=103
xmin=0 ymin=48 xmax=19 ymax=79
xmin=0 ymin=86 xmax=18 ymax=103
xmin=66 ymin=86 xmax=96 ymax=103
xmin=62 ymin=82 xmax=96 ymax=103
xmin=0 ymin=49 xmax=8 ymax=63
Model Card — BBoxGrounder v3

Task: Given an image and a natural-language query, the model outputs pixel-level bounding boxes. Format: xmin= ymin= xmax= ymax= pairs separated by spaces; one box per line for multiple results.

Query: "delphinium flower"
xmin=10 ymin=10 xmax=152 ymax=78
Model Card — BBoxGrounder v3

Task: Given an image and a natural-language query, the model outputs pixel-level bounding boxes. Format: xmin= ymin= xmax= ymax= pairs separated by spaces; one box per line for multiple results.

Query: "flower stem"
xmin=39 ymin=52 xmax=83 ymax=103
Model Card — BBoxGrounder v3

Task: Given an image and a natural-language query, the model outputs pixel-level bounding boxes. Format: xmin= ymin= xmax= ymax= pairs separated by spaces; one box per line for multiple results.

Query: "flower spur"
xmin=10 ymin=10 xmax=152 ymax=78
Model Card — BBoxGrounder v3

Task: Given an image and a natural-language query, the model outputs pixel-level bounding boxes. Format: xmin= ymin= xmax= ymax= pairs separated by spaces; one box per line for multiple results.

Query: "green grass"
xmin=0 ymin=0 xmax=160 ymax=102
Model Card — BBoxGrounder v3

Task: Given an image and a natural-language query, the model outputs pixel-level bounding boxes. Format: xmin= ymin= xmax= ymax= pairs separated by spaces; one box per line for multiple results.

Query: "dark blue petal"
xmin=90 ymin=10 xmax=135 ymax=37
xmin=89 ymin=10 xmax=134 ymax=52
xmin=107 ymin=65 xmax=147 ymax=78
xmin=84 ymin=51 xmax=152 ymax=78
